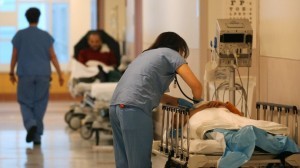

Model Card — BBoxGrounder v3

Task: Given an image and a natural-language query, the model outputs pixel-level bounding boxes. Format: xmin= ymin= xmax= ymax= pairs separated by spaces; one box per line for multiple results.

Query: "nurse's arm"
xmin=160 ymin=94 xmax=179 ymax=106
xmin=176 ymin=64 xmax=202 ymax=101
xmin=9 ymin=47 xmax=18 ymax=84
xmin=49 ymin=45 xmax=64 ymax=86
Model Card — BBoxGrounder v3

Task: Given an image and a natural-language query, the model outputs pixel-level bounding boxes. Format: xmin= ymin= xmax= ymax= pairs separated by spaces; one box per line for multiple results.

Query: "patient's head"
xmin=87 ymin=32 xmax=102 ymax=51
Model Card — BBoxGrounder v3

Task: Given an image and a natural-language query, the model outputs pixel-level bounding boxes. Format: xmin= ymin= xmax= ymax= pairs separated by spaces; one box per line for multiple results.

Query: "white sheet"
xmin=91 ymin=83 xmax=117 ymax=101
xmin=183 ymin=138 xmax=224 ymax=154
xmin=70 ymin=59 xmax=99 ymax=78
xmin=68 ymin=59 xmax=117 ymax=97
xmin=163 ymin=132 xmax=224 ymax=154
xmin=162 ymin=107 xmax=289 ymax=154
xmin=186 ymin=107 xmax=288 ymax=140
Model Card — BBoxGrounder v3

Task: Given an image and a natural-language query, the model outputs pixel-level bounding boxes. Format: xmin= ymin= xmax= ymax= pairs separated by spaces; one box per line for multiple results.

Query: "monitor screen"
xmin=220 ymin=34 xmax=244 ymax=43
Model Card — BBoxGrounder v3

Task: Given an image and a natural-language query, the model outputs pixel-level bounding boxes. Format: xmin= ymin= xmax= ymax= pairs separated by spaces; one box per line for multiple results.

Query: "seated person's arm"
xmin=105 ymin=51 xmax=118 ymax=68
xmin=77 ymin=50 xmax=87 ymax=65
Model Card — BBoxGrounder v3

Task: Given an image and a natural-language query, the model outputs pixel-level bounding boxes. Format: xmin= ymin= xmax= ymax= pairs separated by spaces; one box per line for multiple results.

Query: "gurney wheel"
xmin=165 ymin=159 xmax=186 ymax=168
xmin=64 ymin=109 xmax=74 ymax=124
xmin=69 ymin=116 xmax=82 ymax=130
xmin=80 ymin=122 xmax=93 ymax=140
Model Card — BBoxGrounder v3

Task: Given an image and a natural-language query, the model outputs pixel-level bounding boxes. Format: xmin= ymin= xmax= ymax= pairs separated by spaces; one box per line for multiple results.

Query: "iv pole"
xmin=229 ymin=66 xmax=235 ymax=105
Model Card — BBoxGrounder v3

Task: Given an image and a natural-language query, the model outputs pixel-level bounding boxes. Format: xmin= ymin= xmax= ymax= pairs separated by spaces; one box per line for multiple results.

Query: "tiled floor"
xmin=0 ymin=101 xmax=166 ymax=168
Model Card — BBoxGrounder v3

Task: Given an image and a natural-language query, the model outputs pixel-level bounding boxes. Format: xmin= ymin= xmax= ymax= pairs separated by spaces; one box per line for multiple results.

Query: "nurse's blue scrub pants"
xmin=109 ymin=105 xmax=153 ymax=168
xmin=17 ymin=76 xmax=50 ymax=142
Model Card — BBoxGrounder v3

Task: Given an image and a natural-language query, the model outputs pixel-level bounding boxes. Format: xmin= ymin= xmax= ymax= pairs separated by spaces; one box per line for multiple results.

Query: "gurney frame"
xmin=152 ymin=102 xmax=300 ymax=167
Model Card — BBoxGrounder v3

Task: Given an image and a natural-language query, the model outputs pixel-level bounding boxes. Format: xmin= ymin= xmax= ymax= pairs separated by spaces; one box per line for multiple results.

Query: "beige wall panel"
xmin=260 ymin=56 xmax=300 ymax=107
xmin=259 ymin=57 xmax=269 ymax=102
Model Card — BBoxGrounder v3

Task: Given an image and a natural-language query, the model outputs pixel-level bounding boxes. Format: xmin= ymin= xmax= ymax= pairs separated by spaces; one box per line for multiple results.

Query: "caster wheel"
xmin=69 ymin=116 xmax=82 ymax=130
xmin=80 ymin=122 xmax=93 ymax=140
xmin=64 ymin=109 xmax=74 ymax=124
xmin=165 ymin=159 xmax=185 ymax=168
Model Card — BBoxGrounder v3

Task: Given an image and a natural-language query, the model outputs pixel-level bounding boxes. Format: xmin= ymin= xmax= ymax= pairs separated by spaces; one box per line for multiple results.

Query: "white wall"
xmin=259 ymin=0 xmax=300 ymax=108
xmin=124 ymin=0 xmax=135 ymax=58
xmin=142 ymin=0 xmax=200 ymax=98
xmin=103 ymin=0 xmax=126 ymax=43
xmin=69 ymin=0 xmax=91 ymax=60
xmin=143 ymin=0 xmax=199 ymax=49
xmin=260 ymin=0 xmax=300 ymax=60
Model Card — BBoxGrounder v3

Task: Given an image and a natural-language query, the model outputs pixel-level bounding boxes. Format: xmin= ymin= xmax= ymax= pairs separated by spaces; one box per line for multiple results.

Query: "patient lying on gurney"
xmin=174 ymin=101 xmax=288 ymax=138
xmin=173 ymin=101 xmax=300 ymax=168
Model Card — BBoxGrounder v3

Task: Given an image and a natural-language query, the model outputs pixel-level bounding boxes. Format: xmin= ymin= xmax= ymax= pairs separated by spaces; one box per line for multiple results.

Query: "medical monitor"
xmin=216 ymin=19 xmax=253 ymax=67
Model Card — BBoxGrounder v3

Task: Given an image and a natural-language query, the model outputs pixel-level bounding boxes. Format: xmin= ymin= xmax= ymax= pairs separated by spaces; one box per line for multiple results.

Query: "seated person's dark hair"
xmin=87 ymin=31 xmax=101 ymax=39
xmin=25 ymin=7 xmax=41 ymax=23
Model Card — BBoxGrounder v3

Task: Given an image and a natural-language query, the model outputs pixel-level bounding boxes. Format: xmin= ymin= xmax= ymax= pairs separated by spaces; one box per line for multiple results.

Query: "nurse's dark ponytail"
xmin=144 ymin=32 xmax=189 ymax=59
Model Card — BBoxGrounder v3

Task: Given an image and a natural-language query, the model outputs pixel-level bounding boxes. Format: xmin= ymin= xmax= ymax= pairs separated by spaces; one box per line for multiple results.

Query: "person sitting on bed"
xmin=77 ymin=31 xmax=118 ymax=67
xmin=75 ymin=31 xmax=121 ymax=83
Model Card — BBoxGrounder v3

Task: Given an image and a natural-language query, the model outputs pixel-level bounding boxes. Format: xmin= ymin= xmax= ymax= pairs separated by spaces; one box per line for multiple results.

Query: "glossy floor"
xmin=0 ymin=101 xmax=166 ymax=168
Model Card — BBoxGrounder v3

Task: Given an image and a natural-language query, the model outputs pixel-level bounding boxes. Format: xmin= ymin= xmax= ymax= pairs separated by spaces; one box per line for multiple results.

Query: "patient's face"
xmin=88 ymin=34 xmax=102 ymax=51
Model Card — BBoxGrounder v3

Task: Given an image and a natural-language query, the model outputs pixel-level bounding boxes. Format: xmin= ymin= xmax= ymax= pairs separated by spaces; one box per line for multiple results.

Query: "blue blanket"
xmin=211 ymin=125 xmax=300 ymax=168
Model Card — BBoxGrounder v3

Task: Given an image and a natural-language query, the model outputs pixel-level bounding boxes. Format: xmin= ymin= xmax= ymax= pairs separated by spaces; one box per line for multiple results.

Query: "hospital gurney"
xmin=65 ymin=58 xmax=130 ymax=131
xmin=65 ymin=29 xmax=124 ymax=131
xmin=152 ymin=102 xmax=300 ymax=168
xmin=79 ymin=83 xmax=117 ymax=145
xmin=65 ymin=59 xmax=112 ymax=130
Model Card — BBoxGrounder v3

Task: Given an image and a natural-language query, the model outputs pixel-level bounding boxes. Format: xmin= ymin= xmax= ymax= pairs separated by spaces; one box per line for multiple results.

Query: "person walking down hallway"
xmin=9 ymin=7 xmax=64 ymax=145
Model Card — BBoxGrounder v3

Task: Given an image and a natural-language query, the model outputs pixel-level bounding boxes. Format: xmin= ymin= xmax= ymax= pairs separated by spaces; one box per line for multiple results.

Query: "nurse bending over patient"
xmin=109 ymin=32 xmax=203 ymax=168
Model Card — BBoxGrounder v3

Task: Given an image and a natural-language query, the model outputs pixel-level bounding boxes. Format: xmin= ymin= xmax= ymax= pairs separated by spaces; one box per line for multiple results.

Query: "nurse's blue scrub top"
xmin=12 ymin=26 xmax=54 ymax=76
xmin=110 ymin=48 xmax=186 ymax=112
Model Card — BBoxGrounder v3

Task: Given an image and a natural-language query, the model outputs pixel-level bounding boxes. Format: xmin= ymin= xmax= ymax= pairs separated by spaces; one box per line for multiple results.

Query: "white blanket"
xmin=186 ymin=107 xmax=288 ymax=140
xmin=70 ymin=59 xmax=99 ymax=78
xmin=91 ymin=83 xmax=117 ymax=101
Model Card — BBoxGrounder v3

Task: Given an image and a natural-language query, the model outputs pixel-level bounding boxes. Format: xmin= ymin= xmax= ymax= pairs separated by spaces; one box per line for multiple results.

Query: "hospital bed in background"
xmin=65 ymin=54 xmax=131 ymax=130
xmin=78 ymin=83 xmax=117 ymax=145
xmin=64 ymin=59 xmax=117 ymax=130
xmin=64 ymin=29 xmax=131 ymax=145
xmin=152 ymin=102 xmax=300 ymax=168
xmin=64 ymin=85 xmax=114 ymax=145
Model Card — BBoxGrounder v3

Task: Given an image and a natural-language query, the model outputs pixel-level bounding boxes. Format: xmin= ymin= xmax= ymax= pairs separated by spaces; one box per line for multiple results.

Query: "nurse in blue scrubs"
xmin=9 ymin=7 xmax=64 ymax=145
xmin=110 ymin=32 xmax=203 ymax=168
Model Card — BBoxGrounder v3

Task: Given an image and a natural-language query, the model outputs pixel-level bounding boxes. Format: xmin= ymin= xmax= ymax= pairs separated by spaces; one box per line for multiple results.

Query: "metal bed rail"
xmin=256 ymin=102 xmax=299 ymax=144
xmin=158 ymin=104 xmax=190 ymax=167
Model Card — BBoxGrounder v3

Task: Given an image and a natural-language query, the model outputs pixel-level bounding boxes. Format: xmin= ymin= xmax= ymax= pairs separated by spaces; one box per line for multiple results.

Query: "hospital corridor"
xmin=1 ymin=0 xmax=300 ymax=168
xmin=0 ymin=101 xmax=167 ymax=167
xmin=0 ymin=101 xmax=116 ymax=167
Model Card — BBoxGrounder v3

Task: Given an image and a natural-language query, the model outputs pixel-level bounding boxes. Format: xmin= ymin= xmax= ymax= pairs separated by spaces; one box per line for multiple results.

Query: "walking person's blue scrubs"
xmin=12 ymin=26 xmax=53 ymax=144
xmin=9 ymin=7 xmax=64 ymax=145
xmin=110 ymin=32 xmax=201 ymax=168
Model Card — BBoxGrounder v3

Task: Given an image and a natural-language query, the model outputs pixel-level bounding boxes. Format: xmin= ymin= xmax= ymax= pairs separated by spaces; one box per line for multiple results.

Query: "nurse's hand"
xmin=9 ymin=73 xmax=17 ymax=85
xmin=177 ymin=98 xmax=193 ymax=109
xmin=58 ymin=75 xmax=64 ymax=86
